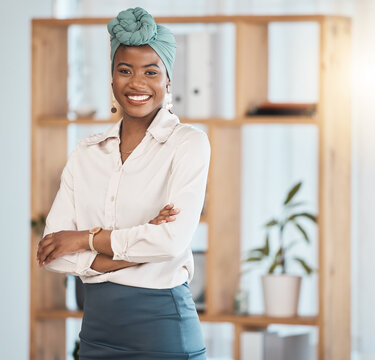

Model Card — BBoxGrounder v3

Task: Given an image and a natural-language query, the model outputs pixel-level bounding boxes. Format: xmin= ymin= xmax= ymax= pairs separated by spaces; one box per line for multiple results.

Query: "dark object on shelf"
xmin=190 ymin=251 xmax=206 ymax=312
xmin=75 ymin=276 xmax=84 ymax=310
xmin=73 ymin=340 xmax=80 ymax=360
xmin=247 ymin=102 xmax=317 ymax=116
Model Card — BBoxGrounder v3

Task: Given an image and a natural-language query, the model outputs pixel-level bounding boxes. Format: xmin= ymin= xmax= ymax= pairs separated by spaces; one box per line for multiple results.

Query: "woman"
xmin=36 ymin=7 xmax=210 ymax=360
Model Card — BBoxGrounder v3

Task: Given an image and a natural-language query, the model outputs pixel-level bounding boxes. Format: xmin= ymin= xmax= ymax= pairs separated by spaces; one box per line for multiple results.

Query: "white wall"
xmin=351 ymin=0 xmax=375 ymax=358
xmin=0 ymin=0 xmax=52 ymax=359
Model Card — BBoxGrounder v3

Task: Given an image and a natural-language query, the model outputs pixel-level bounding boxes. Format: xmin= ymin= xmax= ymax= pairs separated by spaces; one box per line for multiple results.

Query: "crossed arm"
xmin=36 ymin=204 xmax=180 ymax=273
xmin=37 ymin=131 xmax=210 ymax=277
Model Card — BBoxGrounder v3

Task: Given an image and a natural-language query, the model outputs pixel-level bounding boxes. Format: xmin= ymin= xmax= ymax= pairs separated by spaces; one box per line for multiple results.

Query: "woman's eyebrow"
xmin=117 ymin=63 xmax=133 ymax=67
xmin=117 ymin=62 xmax=160 ymax=68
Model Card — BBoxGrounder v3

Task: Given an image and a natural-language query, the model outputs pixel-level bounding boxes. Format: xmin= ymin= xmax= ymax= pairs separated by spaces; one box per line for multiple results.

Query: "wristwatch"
xmin=89 ymin=226 xmax=102 ymax=254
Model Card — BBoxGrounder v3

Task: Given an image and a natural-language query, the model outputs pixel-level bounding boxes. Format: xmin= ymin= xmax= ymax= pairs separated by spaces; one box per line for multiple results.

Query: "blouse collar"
xmin=85 ymin=108 xmax=180 ymax=146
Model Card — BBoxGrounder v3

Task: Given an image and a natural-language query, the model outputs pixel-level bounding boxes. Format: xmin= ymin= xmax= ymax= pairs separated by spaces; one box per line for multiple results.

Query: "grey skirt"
xmin=78 ymin=281 xmax=206 ymax=359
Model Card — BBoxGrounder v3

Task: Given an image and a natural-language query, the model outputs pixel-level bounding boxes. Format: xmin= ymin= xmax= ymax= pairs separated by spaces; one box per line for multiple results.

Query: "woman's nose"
xmin=128 ymin=73 xmax=147 ymax=89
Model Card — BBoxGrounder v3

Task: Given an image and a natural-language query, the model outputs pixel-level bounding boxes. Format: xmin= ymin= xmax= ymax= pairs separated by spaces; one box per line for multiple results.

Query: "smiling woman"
xmin=37 ymin=6 xmax=209 ymax=360
xmin=112 ymin=45 xmax=170 ymax=123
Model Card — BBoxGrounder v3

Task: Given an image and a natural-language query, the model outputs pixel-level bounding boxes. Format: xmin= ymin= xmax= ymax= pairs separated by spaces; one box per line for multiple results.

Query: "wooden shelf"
xmin=31 ymin=14 xmax=351 ymax=360
xmin=242 ymin=115 xmax=318 ymax=125
xmin=37 ymin=115 xmax=229 ymax=126
xmin=36 ymin=309 xmax=318 ymax=327
xmin=200 ymin=313 xmax=318 ymax=327
xmin=37 ymin=309 xmax=84 ymax=319
xmin=38 ymin=115 xmax=317 ymax=127
xmin=38 ymin=116 xmax=118 ymax=126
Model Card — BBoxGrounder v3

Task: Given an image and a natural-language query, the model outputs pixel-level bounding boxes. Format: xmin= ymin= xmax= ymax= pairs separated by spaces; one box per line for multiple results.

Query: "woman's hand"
xmin=37 ymin=230 xmax=88 ymax=266
xmin=37 ymin=204 xmax=180 ymax=266
xmin=149 ymin=203 xmax=180 ymax=225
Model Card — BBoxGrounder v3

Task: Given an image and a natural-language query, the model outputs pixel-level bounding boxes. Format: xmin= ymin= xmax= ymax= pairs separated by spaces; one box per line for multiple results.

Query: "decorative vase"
xmin=261 ymin=274 xmax=302 ymax=317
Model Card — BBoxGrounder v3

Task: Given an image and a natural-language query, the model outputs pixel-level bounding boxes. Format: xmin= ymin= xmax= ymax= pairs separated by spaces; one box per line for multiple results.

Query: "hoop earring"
xmin=164 ymin=84 xmax=173 ymax=113
xmin=111 ymin=93 xmax=117 ymax=113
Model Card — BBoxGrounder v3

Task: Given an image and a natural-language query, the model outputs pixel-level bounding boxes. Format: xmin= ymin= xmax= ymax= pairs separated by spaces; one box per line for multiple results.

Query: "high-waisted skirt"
xmin=78 ymin=281 xmax=207 ymax=359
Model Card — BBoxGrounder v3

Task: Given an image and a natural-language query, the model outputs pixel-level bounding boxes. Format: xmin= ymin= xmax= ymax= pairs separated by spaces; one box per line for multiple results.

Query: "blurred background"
xmin=0 ymin=0 xmax=374 ymax=359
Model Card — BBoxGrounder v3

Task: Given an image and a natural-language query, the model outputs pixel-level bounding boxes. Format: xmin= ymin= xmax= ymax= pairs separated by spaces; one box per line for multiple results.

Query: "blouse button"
xmin=111 ymin=196 xmax=115 ymax=202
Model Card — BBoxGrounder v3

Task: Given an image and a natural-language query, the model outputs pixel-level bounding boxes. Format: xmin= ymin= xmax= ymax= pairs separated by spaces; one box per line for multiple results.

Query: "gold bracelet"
xmin=88 ymin=227 xmax=102 ymax=254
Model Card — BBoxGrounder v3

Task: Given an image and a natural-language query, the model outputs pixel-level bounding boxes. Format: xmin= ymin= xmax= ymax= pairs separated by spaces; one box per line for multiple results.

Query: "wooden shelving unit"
xmin=36 ymin=309 xmax=318 ymax=326
xmin=30 ymin=14 xmax=351 ymax=360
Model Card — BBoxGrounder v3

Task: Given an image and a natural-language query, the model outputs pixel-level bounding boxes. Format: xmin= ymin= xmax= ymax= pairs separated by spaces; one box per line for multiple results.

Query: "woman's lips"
xmin=126 ymin=95 xmax=152 ymax=105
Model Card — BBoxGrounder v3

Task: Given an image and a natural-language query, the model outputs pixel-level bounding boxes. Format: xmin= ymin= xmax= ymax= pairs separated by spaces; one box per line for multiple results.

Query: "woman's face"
xmin=112 ymin=45 xmax=170 ymax=121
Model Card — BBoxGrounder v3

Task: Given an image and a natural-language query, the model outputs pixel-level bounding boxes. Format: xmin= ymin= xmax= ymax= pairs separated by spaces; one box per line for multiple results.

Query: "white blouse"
xmin=42 ymin=108 xmax=211 ymax=289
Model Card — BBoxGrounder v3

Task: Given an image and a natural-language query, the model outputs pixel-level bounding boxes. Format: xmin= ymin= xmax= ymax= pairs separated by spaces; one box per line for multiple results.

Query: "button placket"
xmin=104 ymin=140 xmax=123 ymax=229
xmin=106 ymin=170 xmax=121 ymax=229
xmin=106 ymin=134 xmax=150 ymax=229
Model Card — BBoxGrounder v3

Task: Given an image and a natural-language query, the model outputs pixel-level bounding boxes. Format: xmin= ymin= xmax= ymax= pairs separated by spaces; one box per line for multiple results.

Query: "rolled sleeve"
xmin=44 ymin=251 xmax=103 ymax=277
xmin=110 ymin=131 xmax=210 ymax=263
xmin=42 ymin=146 xmax=104 ymax=277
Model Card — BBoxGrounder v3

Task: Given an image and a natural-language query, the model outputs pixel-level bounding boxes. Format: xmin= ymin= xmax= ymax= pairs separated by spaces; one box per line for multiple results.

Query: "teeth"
xmin=128 ymin=95 xmax=151 ymax=101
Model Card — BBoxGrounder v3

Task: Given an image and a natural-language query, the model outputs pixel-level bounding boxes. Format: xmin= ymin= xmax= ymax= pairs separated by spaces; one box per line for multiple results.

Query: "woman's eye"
xmin=146 ymin=71 xmax=157 ymax=75
xmin=119 ymin=69 xmax=131 ymax=74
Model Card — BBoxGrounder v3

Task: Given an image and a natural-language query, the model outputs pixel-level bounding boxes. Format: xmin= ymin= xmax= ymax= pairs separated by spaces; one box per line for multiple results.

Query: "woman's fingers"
xmin=149 ymin=216 xmax=173 ymax=225
xmin=157 ymin=214 xmax=176 ymax=223
xmin=158 ymin=204 xmax=173 ymax=215
xmin=42 ymin=249 xmax=58 ymax=265
xmin=162 ymin=208 xmax=180 ymax=216
xmin=38 ymin=243 xmax=56 ymax=265
xmin=148 ymin=204 xmax=180 ymax=225
xmin=159 ymin=205 xmax=180 ymax=217
xmin=149 ymin=213 xmax=178 ymax=225
xmin=37 ymin=237 xmax=52 ymax=259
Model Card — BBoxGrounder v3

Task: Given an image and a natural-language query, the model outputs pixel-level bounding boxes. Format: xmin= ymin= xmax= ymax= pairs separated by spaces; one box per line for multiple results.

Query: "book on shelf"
xmin=186 ymin=31 xmax=212 ymax=118
xmin=190 ymin=251 xmax=206 ymax=312
xmin=247 ymin=102 xmax=317 ymax=116
xmin=241 ymin=331 xmax=264 ymax=360
xmin=241 ymin=330 xmax=312 ymax=360
xmin=172 ymin=34 xmax=187 ymax=116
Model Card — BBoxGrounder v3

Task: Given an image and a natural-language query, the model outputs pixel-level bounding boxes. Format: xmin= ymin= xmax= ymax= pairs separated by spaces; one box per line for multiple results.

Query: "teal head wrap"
xmin=107 ymin=7 xmax=176 ymax=81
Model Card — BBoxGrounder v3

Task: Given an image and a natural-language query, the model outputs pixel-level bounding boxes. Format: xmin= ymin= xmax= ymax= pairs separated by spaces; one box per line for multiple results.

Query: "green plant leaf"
xmin=268 ymin=257 xmax=281 ymax=274
xmin=284 ymin=181 xmax=302 ymax=205
xmin=265 ymin=219 xmax=278 ymax=227
xmin=287 ymin=212 xmax=317 ymax=223
xmin=295 ymin=223 xmax=310 ymax=243
xmin=294 ymin=257 xmax=314 ymax=275
xmin=275 ymin=246 xmax=283 ymax=258
xmin=264 ymin=233 xmax=270 ymax=256
xmin=245 ymin=256 xmax=264 ymax=262
xmin=249 ymin=247 xmax=266 ymax=255
xmin=299 ymin=212 xmax=317 ymax=222
xmin=246 ymin=234 xmax=270 ymax=259
xmin=286 ymin=201 xmax=306 ymax=208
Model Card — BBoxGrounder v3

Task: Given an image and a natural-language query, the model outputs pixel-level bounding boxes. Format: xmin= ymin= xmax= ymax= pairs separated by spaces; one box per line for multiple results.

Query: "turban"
xmin=107 ymin=7 xmax=176 ymax=81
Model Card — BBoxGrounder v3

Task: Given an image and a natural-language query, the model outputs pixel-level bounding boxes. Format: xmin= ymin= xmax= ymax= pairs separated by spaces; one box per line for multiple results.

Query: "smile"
xmin=126 ymin=95 xmax=152 ymax=105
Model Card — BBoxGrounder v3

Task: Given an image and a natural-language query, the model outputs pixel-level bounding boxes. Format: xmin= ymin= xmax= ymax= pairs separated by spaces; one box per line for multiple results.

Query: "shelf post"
xmin=318 ymin=17 xmax=352 ymax=360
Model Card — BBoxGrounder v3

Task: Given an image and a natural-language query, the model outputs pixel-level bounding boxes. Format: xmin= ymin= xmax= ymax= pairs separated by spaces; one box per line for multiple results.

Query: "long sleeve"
xmin=110 ymin=130 xmax=210 ymax=263
xmin=42 ymin=147 xmax=103 ymax=277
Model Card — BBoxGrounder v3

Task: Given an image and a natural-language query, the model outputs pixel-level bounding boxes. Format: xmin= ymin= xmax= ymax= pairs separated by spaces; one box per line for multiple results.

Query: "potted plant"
xmin=244 ymin=181 xmax=317 ymax=317
xmin=31 ymin=214 xmax=46 ymax=237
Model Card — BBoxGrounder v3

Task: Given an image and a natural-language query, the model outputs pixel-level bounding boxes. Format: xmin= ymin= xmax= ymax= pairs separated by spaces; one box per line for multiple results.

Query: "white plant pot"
xmin=261 ymin=274 xmax=302 ymax=317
